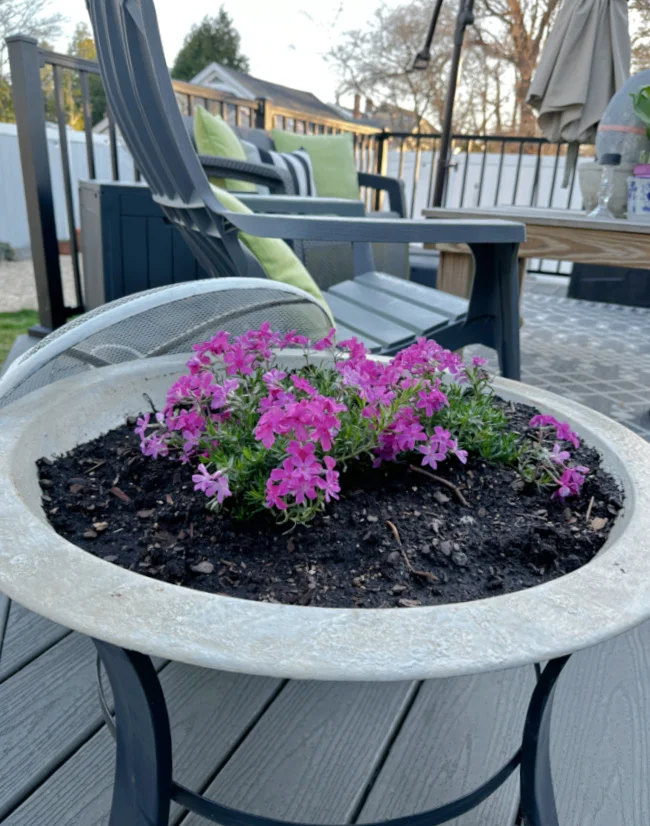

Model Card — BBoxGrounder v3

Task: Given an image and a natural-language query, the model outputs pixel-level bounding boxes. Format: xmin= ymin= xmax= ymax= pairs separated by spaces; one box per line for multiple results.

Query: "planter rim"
xmin=1 ymin=355 xmax=649 ymax=682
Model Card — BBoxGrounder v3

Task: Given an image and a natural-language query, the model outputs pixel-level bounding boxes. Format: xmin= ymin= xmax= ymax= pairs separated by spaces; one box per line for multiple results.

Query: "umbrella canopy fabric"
xmin=527 ymin=0 xmax=630 ymax=146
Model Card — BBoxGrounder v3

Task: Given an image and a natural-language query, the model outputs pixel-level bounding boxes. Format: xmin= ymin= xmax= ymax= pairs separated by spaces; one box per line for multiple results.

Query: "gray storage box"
xmin=79 ymin=180 xmax=208 ymax=309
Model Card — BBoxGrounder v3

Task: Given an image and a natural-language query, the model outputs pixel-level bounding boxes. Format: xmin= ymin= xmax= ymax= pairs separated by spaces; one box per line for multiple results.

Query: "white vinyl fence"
xmin=1 ymin=121 xmax=582 ymax=275
xmin=0 ymin=121 xmax=135 ymax=256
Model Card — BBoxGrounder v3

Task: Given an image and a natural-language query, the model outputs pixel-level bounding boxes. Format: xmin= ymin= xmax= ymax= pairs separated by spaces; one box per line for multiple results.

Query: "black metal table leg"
xmin=93 ymin=640 xmax=173 ymax=826
xmin=520 ymin=656 xmax=572 ymax=826
xmin=93 ymin=638 xmax=571 ymax=826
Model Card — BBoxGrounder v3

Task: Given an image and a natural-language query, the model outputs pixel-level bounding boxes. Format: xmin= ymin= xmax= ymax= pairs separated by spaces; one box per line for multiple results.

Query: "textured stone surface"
xmin=0 ymin=354 xmax=650 ymax=682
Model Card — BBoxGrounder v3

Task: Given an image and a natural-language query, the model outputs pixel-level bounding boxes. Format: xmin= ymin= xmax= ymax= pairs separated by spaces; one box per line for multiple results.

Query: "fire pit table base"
xmin=93 ymin=639 xmax=570 ymax=826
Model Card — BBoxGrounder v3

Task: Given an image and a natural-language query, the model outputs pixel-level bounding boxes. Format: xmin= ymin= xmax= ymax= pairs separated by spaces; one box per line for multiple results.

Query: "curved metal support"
xmin=93 ymin=640 xmax=571 ymax=826
xmin=93 ymin=640 xmax=172 ymax=826
xmin=520 ymin=655 xmax=572 ymax=826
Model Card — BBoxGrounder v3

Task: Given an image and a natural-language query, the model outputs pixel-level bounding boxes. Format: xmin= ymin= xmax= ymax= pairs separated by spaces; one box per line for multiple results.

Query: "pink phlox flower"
xmin=285 ymin=440 xmax=321 ymax=474
xmin=446 ymin=435 xmax=468 ymax=464
xmin=263 ymin=369 xmax=287 ymax=388
xmin=265 ymin=479 xmax=288 ymax=510
xmin=223 ymin=343 xmax=256 ymax=376
xmin=365 ymin=384 xmax=396 ymax=407
xmin=415 ymin=381 xmax=449 ymax=416
xmin=336 ymin=337 xmax=368 ymax=360
xmin=314 ymin=328 xmax=336 ymax=351
xmin=529 ymin=414 xmax=560 ymax=429
xmin=134 ymin=413 xmax=150 ymax=438
xmin=192 ymin=331 xmax=230 ymax=357
xmin=472 ymin=356 xmax=488 ymax=367
xmin=259 ymin=390 xmax=296 ymax=411
xmin=141 ymin=434 xmax=168 ymax=459
xmin=318 ymin=455 xmax=340 ymax=502
xmin=549 ymin=443 xmax=571 ymax=465
xmin=310 ymin=411 xmax=341 ymax=451
xmin=392 ymin=407 xmax=427 ymax=452
xmin=555 ymin=421 xmax=580 ymax=449
xmin=553 ymin=467 xmax=587 ymax=499
xmin=254 ymin=405 xmax=286 ymax=448
xmin=210 ymin=378 xmax=239 ymax=410
xmin=192 ymin=464 xmax=231 ymax=503
xmin=291 ymin=374 xmax=317 ymax=395
xmin=282 ymin=331 xmax=310 ymax=348
xmin=418 ymin=440 xmax=447 ymax=470
xmin=186 ymin=353 xmax=211 ymax=374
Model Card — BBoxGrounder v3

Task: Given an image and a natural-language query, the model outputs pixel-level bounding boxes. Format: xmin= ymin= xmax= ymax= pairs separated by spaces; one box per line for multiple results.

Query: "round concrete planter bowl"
xmin=1 ymin=354 xmax=650 ymax=682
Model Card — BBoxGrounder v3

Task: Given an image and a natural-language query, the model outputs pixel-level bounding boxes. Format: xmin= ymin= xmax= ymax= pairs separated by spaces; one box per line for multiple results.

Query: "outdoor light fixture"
xmin=413 ymin=0 xmax=476 ymax=206
xmin=410 ymin=0 xmax=444 ymax=72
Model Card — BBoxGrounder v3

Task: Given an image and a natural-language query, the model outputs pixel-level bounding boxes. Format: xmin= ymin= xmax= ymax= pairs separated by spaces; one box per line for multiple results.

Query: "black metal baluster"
xmin=52 ymin=64 xmax=84 ymax=311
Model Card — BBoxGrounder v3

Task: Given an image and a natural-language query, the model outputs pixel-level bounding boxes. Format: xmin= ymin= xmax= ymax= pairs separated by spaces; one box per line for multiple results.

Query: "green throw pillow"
xmin=194 ymin=106 xmax=256 ymax=193
xmin=271 ymin=130 xmax=360 ymax=200
xmin=210 ymin=184 xmax=333 ymax=323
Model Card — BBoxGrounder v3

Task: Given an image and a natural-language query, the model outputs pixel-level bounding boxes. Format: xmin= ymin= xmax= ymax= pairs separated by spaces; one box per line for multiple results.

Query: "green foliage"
xmin=0 ymin=310 xmax=39 ymax=365
xmin=0 ymin=78 xmax=14 ymax=123
xmin=66 ymin=23 xmax=107 ymax=127
xmin=171 ymin=8 xmax=250 ymax=82
xmin=631 ymin=85 xmax=650 ymax=139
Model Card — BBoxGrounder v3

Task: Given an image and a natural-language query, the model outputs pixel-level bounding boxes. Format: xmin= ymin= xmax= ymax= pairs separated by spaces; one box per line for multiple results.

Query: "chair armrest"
xmin=236 ymin=194 xmax=367 ymax=217
xmin=198 ymin=155 xmax=294 ymax=194
xmin=357 ymin=172 xmax=407 ymax=217
xmin=222 ymin=212 xmax=526 ymax=246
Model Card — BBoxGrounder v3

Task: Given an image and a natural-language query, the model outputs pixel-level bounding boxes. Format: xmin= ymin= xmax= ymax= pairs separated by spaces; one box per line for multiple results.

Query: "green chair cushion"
xmin=194 ymin=106 xmax=256 ymax=193
xmin=210 ymin=185 xmax=333 ymax=323
xmin=270 ymin=130 xmax=360 ymax=200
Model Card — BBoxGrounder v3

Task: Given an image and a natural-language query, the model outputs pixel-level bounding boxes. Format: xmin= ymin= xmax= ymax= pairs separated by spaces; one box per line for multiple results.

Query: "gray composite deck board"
xmin=0 ymin=633 xmax=101 ymax=819
xmin=358 ymin=666 xmax=535 ymax=826
xmin=3 ymin=664 xmax=282 ymax=826
xmin=181 ymin=679 xmax=418 ymax=826
xmin=0 ymin=601 xmax=70 ymax=683
xmin=551 ymin=619 xmax=650 ymax=826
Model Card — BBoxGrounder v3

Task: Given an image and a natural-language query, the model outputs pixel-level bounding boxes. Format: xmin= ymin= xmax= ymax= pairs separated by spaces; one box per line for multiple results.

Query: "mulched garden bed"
xmin=38 ymin=401 xmax=623 ymax=608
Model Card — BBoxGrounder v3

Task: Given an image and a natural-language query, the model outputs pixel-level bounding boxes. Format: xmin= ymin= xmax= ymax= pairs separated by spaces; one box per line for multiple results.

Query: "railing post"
xmin=373 ymin=130 xmax=389 ymax=211
xmin=255 ymin=96 xmax=273 ymax=132
xmin=7 ymin=34 xmax=66 ymax=333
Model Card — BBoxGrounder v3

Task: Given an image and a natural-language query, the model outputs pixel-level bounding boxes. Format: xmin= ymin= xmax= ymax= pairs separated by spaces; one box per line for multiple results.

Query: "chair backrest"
xmin=87 ymin=0 xmax=263 ymax=281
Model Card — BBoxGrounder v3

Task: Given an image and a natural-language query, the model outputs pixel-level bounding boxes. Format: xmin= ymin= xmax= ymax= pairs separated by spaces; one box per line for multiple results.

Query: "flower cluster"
xmin=135 ymin=324 xmax=589 ymax=525
xmin=523 ymin=414 xmax=589 ymax=499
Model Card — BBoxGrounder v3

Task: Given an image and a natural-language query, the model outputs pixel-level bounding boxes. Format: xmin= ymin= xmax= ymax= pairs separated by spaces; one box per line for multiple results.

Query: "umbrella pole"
xmin=432 ymin=0 xmax=475 ymax=207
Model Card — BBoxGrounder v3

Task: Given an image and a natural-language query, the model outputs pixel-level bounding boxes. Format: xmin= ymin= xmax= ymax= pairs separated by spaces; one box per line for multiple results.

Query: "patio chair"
xmin=86 ymin=0 xmax=525 ymax=379
xmin=184 ymin=117 xmax=433 ymax=285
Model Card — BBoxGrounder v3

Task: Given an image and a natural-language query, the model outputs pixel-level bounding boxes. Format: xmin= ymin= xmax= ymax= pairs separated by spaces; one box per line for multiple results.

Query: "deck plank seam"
xmin=176 ymin=678 xmax=290 ymax=824
xmin=350 ymin=681 xmax=424 ymax=825
xmin=0 ymin=657 xmax=170 ymax=823
xmin=0 ymin=627 xmax=74 ymax=687
xmin=0 ymin=598 xmax=11 ymax=666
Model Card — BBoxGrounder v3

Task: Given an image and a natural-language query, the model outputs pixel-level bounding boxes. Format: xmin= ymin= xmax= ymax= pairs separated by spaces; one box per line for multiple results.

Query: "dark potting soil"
xmin=38 ymin=401 xmax=623 ymax=608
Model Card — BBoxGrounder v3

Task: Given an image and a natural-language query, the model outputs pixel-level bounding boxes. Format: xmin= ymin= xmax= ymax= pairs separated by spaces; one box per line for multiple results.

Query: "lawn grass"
xmin=0 ymin=310 xmax=38 ymax=365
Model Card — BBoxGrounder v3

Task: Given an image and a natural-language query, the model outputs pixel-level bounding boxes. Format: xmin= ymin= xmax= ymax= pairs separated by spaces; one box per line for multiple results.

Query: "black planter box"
xmin=79 ymin=180 xmax=208 ymax=310
xmin=568 ymin=263 xmax=650 ymax=308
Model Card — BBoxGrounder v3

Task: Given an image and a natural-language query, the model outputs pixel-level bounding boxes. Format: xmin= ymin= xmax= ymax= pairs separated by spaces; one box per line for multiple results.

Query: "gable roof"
xmin=190 ymin=62 xmax=345 ymax=122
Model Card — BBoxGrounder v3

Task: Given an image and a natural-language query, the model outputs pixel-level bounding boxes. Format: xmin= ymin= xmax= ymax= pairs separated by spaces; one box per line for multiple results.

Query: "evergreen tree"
xmin=172 ymin=8 xmax=249 ymax=81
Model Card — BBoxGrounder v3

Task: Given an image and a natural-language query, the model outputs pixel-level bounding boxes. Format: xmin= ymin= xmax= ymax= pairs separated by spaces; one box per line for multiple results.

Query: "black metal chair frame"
xmin=87 ymin=0 xmax=525 ymax=378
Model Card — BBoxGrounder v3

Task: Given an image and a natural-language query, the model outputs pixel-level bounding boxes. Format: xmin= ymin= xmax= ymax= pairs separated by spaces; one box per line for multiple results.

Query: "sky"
xmin=51 ymin=0 xmax=400 ymax=104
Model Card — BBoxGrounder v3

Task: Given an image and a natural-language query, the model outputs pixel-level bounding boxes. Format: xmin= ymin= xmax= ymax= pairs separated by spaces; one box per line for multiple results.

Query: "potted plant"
xmin=1 ymin=327 xmax=650 ymax=681
xmin=628 ymin=85 xmax=650 ymax=220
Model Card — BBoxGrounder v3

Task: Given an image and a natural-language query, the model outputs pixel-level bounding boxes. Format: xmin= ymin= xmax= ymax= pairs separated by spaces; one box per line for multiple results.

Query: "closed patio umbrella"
xmin=527 ymin=0 xmax=630 ymax=184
